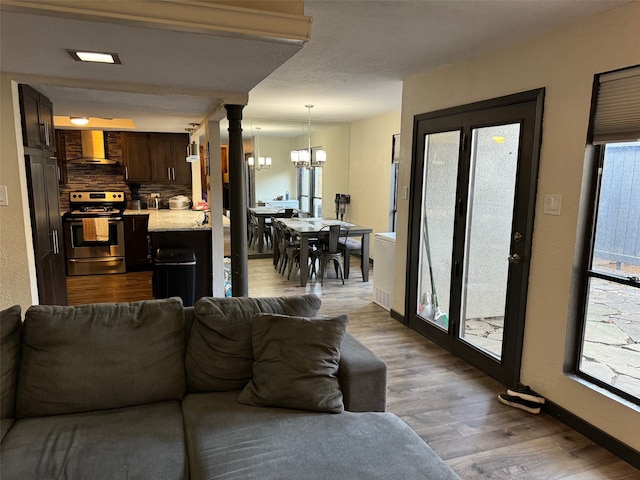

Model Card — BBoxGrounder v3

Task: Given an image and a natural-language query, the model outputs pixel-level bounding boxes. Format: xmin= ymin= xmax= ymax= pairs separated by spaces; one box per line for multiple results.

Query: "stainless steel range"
xmin=63 ymin=191 xmax=126 ymax=275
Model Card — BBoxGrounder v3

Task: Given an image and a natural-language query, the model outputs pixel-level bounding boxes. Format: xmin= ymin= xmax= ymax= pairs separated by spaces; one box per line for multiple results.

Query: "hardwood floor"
xmin=65 ymin=258 xmax=639 ymax=478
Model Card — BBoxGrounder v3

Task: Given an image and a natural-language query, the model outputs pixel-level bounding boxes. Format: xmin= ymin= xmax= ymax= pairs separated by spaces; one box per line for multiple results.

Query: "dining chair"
xmin=311 ymin=224 xmax=348 ymax=286
xmin=338 ymin=235 xmax=363 ymax=279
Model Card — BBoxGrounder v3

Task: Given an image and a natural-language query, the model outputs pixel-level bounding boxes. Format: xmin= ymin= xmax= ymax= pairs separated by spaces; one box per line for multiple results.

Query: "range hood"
xmin=69 ymin=131 xmax=117 ymax=165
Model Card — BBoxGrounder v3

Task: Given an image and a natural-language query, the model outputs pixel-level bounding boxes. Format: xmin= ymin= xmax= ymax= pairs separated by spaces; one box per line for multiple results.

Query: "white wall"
xmin=396 ymin=2 xmax=640 ymax=449
xmin=0 ymin=75 xmax=38 ymax=311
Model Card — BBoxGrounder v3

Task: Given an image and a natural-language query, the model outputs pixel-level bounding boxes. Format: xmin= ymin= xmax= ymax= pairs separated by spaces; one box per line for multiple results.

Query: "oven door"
xmin=64 ymin=217 xmax=126 ymax=275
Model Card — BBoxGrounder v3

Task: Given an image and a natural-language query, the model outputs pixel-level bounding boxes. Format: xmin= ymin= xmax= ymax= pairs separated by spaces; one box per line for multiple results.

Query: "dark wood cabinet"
xmin=124 ymin=215 xmax=151 ymax=270
xmin=122 ymin=132 xmax=151 ymax=182
xmin=19 ymin=84 xmax=55 ymax=152
xmin=24 ymin=150 xmax=68 ymax=305
xmin=122 ymin=132 xmax=190 ymax=183
xmin=54 ymin=130 xmax=68 ymax=184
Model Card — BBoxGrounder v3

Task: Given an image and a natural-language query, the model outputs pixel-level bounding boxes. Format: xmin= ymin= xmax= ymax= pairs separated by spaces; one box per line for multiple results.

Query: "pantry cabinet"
xmin=19 ymin=84 xmax=55 ymax=152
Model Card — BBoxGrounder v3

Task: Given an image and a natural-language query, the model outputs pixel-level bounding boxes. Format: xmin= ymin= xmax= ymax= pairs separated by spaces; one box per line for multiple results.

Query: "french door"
xmin=406 ymin=90 xmax=544 ymax=386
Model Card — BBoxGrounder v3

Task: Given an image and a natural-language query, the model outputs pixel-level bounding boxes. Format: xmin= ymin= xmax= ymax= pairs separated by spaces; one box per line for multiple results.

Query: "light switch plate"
xmin=543 ymin=194 xmax=562 ymax=215
xmin=0 ymin=185 xmax=8 ymax=206
xmin=402 ymin=186 xmax=409 ymax=200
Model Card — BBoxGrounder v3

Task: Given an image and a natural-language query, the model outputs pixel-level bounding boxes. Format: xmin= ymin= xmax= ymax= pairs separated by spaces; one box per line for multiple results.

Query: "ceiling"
xmin=1 ymin=0 xmax=630 ymax=140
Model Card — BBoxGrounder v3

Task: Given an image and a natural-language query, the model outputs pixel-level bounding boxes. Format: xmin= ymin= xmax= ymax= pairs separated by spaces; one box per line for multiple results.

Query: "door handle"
xmin=508 ymin=253 xmax=521 ymax=264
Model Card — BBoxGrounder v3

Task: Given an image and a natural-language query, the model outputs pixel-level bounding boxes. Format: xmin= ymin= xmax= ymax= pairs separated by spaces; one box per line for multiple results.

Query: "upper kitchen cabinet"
xmin=121 ymin=132 xmax=190 ymax=183
xmin=19 ymin=84 xmax=55 ymax=152
xmin=122 ymin=132 xmax=151 ymax=182
xmin=150 ymin=133 xmax=191 ymax=183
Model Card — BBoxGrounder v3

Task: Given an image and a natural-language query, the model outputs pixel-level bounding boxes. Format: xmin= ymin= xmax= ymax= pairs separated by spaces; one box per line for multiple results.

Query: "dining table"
xmin=276 ymin=217 xmax=373 ymax=287
xmin=248 ymin=207 xmax=298 ymax=253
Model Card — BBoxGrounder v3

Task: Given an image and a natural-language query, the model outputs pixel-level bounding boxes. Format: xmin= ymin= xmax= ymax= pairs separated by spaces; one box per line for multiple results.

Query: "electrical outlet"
xmin=0 ymin=185 xmax=8 ymax=206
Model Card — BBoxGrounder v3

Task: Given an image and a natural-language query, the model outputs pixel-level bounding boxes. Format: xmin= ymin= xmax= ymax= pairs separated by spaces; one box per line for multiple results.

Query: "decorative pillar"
xmin=225 ymin=104 xmax=248 ymax=297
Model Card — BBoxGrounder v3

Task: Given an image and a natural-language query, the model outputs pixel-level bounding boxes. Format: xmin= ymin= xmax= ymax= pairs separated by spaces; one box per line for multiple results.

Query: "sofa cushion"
xmin=182 ymin=391 xmax=461 ymax=480
xmin=1 ymin=305 xmax=22 ymax=420
xmin=186 ymin=294 xmax=322 ymax=392
xmin=16 ymin=298 xmax=185 ymax=418
xmin=239 ymin=314 xmax=347 ymax=413
xmin=1 ymin=401 xmax=187 ymax=480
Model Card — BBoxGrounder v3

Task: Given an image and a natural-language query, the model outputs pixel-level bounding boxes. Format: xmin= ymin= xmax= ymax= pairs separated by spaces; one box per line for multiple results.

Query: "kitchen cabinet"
xmin=19 ymin=84 xmax=55 ymax=152
xmin=24 ymin=150 xmax=68 ymax=305
xmin=54 ymin=130 xmax=69 ymax=184
xmin=122 ymin=132 xmax=151 ymax=182
xmin=150 ymin=133 xmax=191 ymax=182
xmin=124 ymin=214 xmax=151 ymax=270
xmin=19 ymin=84 xmax=66 ymax=305
xmin=122 ymin=132 xmax=190 ymax=183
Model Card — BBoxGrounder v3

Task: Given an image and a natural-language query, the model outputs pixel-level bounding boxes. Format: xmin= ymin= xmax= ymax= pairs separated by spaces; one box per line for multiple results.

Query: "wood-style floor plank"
xmin=65 ymin=257 xmax=640 ymax=478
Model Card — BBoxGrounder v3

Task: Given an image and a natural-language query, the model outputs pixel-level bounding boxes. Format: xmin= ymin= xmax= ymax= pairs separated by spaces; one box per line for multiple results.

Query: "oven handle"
xmin=68 ymin=258 xmax=125 ymax=263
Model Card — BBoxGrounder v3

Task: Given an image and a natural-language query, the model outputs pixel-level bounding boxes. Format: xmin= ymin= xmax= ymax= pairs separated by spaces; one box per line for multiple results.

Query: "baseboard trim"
xmin=543 ymin=399 xmax=640 ymax=469
xmin=390 ymin=308 xmax=405 ymax=325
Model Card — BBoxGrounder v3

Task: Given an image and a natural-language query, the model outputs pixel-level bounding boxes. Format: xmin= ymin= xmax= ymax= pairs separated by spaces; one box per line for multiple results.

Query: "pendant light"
xmin=291 ymin=105 xmax=326 ymax=169
xmin=248 ymin=126 xmax=271 ymax=170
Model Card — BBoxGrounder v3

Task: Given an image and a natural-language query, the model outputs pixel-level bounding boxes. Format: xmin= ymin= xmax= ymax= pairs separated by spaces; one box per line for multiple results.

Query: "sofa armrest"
xmin=339 ymin=333 xmax=387 ymax=412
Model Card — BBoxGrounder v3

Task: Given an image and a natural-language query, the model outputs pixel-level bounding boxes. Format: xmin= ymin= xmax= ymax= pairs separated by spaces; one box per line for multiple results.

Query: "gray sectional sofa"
xmin=0 ymin=294 xmax=459 ymax=479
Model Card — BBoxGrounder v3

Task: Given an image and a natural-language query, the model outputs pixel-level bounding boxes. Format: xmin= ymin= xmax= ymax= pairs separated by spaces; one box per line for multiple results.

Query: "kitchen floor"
xmin=66 ymin=271 xmax=153 ymax=305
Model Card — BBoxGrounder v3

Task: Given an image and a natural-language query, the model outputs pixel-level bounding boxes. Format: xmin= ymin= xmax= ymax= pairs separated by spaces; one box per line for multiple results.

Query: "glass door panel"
xmin=417 ymin=131 xmax=460 ymax=329
xmin=459 ymin=124 xmax=520 ymax=359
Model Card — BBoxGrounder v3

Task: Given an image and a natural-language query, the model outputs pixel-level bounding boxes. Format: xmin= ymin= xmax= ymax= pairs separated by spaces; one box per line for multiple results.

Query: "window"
xmin=577 ymin=66 xmax=640 ymax=404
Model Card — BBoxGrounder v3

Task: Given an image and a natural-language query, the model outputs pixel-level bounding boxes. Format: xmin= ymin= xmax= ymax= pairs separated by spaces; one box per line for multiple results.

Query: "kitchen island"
xmin=125 ymin=209 xmax=230 ymax=301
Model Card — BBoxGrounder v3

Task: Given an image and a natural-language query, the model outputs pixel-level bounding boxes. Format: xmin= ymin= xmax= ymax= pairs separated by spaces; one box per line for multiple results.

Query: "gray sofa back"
xmin=15 ymin=298 xmax=186 ymax=418
xmin=185 ymin=294 xmax=322 ymax=392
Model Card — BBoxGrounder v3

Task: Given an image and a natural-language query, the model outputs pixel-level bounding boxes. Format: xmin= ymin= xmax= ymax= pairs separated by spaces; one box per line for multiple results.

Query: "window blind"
xmin=592 ymin=65 xmax=640 ymax=144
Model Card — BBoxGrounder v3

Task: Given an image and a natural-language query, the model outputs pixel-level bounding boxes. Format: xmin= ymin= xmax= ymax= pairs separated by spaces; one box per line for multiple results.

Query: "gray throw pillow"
xmin=186 ymin=295 xmax=322 ymax=392
xmin=1 ymin=305 xmax=22 ymax=419
xmin=238 ymin=313 xmax=348 ymax=413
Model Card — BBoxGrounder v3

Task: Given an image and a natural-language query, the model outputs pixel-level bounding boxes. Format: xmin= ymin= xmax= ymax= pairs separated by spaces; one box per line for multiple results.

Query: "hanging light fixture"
xmin=291 ymin=105 xmax=326 ymax=169
xmin=248 ymin=126 xmax=271 ymax=170
xmin=185 ymin=123 xmax=200 ymax=162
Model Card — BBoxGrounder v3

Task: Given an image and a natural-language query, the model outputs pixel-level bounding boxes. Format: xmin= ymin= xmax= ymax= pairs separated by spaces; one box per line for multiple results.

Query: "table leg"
xmin=258 ymin=217 xmax=265 ymax=253
xmin=299 ymin=234 xmax=309 ymax=287
xmin=361 ymin=232 xmax=370 ymax=282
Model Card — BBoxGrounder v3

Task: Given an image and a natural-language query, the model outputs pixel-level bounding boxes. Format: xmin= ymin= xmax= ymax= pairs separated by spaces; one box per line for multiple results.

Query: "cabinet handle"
xmin=52 ymin=230 xmax=58 ymax=254
xmin=132 ymin=219 xmax=136 ymax=232
xmin=44 ymin=121 xmax=50 ymax=147
xmin=168 ymin=167 xmax=171 ymax=180
xmin=125 ymin=166 xmax=129 ymax=180
xmin=172 ymin=167 xmax=176 ymax=180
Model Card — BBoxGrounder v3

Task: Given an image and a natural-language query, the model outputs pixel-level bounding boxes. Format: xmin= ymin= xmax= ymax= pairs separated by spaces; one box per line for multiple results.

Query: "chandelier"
xmin=248 ymin=126 xmax=271 ymax=170
xmin=291 ymin=105 xmax=326 ymax=169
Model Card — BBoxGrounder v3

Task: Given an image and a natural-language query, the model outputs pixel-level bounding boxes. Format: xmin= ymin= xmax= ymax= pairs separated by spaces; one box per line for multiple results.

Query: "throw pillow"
xmin=238 ymin=313 xmax=348 ymax=413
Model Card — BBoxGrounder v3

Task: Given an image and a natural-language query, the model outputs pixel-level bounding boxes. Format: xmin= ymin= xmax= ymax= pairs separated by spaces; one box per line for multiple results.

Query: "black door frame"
xmin=405 ymin=89 xmax=545 ymax=387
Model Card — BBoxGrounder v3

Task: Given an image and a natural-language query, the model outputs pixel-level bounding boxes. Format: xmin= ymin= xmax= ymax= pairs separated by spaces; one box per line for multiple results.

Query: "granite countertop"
xmin=124 ymin=208 xmax=228 ymax=232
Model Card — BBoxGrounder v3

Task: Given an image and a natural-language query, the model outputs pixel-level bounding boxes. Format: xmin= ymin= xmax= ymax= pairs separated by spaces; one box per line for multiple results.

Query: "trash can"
xmin=155 ymin=248 xmax=196 ymax=306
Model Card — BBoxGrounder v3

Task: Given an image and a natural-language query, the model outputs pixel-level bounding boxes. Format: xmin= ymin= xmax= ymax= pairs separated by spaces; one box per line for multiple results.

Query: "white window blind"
xmin=592 ymin=66 xmax=640 ymax=144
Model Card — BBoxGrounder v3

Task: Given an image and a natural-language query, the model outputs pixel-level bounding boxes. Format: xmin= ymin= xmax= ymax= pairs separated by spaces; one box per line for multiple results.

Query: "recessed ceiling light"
xmin=67 ymin=50 xmax=121 ymax=64
xmin=70 ymin=117 xmax=89 ymax=125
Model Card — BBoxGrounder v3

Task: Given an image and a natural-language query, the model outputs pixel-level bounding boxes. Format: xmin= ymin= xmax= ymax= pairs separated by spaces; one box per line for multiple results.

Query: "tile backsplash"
xmin=58 ymin=130 xmax=191 ymax=211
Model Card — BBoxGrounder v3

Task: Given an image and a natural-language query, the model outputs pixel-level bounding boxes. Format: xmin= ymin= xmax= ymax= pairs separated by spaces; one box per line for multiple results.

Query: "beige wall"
xmin=348 ymin=110 xmax=401 ymax=258
xmin=0 ymin=75 xmax=38 ymax=311
xmin=253 ymin=136 xmax=298 ymax=203
xmin=396 ymin=2 xmax=640 ymax=449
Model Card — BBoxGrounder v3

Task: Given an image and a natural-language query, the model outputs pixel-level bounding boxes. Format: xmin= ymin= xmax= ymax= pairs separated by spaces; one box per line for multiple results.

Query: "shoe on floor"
xmin=506 ymin=385 xmax=545 ymax=404
xmin=498 ymin=393 xmax=542 ymax=414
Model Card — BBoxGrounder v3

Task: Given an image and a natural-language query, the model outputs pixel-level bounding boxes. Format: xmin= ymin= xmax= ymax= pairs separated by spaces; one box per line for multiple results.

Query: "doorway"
xmin=406 ymin=89 xmax=544 ymax=386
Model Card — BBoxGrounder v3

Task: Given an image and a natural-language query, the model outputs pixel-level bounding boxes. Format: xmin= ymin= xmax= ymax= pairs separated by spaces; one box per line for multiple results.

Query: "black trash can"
xmin=155 ymin=248 xmax=196 ymax=306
